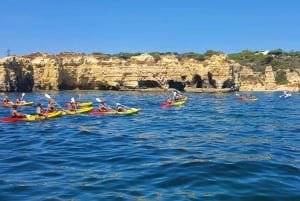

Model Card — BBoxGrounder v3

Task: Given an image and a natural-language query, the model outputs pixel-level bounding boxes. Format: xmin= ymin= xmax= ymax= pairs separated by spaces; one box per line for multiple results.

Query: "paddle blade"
xmin=45 ymin=93 xmax=51 ymax=99
xmin=96 ymin=98 xmax=101 ymax=102
xmin=22 ymin=93 xmax=25 ymax=97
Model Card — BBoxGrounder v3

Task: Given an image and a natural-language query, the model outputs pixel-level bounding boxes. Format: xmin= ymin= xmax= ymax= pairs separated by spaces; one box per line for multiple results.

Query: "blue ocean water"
xmin=0 ymin=91 xmax=299 ymax=201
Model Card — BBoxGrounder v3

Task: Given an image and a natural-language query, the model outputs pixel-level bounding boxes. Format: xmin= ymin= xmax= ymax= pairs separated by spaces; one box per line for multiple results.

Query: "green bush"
xmin=149 ymin=52 xmax=161 ymax=62
xmin=181 ymin=52 xmax=205 ymax=61
xmin=275 ymin=70 xmax=288 ymax=84
xmin=228 ymin=49 xmax=300 ymax=73
xmin=112 ymin=52 xmax=142 ymax=60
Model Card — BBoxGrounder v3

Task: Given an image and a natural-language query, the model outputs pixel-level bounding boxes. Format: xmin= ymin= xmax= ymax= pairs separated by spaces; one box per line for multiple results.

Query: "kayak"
xmin=0 ymin=102 xmax=34 ymax=107
xmin=161 ymin=97 xmax=188 ymax=107
xmin=64 ymin=101 xmax=93 ymax=107
xmin=63 ymin=107 xmax=93 ymax=115
xmin=89 ymin=108 xmax=141 ymax=115
xmin=42 ymin=110 xmax=64 ymax=118
xmin=1 ymin=111 xmax=63 ymax=122
xmin=279 ymin=93 xmax=292 ymax=98
xmin=238 ymin=97 xmax=259 ymax=102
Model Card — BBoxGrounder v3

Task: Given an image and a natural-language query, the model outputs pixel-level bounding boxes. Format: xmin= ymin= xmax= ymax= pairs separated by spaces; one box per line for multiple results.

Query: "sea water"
xmin=0 ymin=91 xmax=299 ymax=200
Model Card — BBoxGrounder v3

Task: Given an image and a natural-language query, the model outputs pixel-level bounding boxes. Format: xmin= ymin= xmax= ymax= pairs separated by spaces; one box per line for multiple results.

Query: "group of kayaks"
xmin=1 ymin=92 xmax=189 ymax=122
xmin=236 ymin=91 xmax=292 ymax=102
xmin=1 ymin=89 xmax=292 ymax=122
xmin=236 ymin=93 xmax=259 ymax=102
xmin=0 ymin=93 xmax=145 ymax=122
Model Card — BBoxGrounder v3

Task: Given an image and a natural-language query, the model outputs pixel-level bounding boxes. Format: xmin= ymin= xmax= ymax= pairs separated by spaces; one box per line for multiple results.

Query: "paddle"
xmin=20 ymin=93 xmax=25 ymax=102
xmin=44 ymin=93 xmax=64 ymax=110
xmin=77 ymin=93 xmax=83 ymax=100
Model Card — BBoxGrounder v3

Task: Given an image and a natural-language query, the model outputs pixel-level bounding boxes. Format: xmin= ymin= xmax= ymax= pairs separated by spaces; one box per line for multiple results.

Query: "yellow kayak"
xmin=0 ymin=101 xmax=34 ymax=107
xmin=64 ymin=101 xmax=93 ymax=107
xmin=89 ymin=108 xmax=141 ymax=115
xmin=161 ymin=97 xmax=188 ymax=107
xmin=28 ymin=110 xmax=63 ymax=120
xmin=63 ymin=107 xmax=93 ymax=115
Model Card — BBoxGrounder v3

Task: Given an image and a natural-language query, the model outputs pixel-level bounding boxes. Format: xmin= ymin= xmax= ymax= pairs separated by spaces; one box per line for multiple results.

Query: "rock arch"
xmin=191 ymin=74 xmax=202 ymax=88
xmin=167 ymin=80 xmax=185 ymax=91
xmin=222 ymin=78 xmax=235 ymax=88
xmin=138 ymin=80 xmax=161 ymax=88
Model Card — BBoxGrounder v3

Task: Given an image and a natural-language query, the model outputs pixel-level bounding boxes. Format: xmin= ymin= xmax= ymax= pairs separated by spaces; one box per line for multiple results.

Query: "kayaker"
xmin=11 ymin=105 xmax=27 ymax=118
xmin=36 ymin=103 xmax=46 ymax=116
xmin=248 ymin=93 xmax=256 ymax=100
xmin=3 ymin=96 xmax=12 ymax=104
xmin=116 ymin=103 xmax=126 ymax=112
xmin=98 ymin=99 xmax=110 ymax=111
xmin=16 ymin=96 xmax=21 ymax=104
xmin=16 ymin=96 xmax=25 ymax=104
xmin=238 ymin=94 xmax=246 ymax=101
xmin=282 ymin=90 xmax=288 ymax=97
xmin=48 ymin=99 xmax=55 ymax=112
xmin=72 ymin=97 xmax=78 ymax=106
xmin=69 ymin=98 xmax=77 ymax=111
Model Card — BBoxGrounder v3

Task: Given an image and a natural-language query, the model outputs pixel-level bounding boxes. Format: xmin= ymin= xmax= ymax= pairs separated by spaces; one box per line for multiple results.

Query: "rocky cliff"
xmin=0 ymin=52 xmax=299 ymax=92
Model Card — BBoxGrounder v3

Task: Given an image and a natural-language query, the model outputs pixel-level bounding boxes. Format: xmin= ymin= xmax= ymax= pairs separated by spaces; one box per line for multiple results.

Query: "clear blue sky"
xmin=0 ymin=0 xmax=299 ymax=57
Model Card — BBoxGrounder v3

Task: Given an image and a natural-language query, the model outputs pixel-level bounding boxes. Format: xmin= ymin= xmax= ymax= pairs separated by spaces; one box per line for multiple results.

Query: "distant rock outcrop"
xmin=0 ymin=52 xmax=299 ymax=92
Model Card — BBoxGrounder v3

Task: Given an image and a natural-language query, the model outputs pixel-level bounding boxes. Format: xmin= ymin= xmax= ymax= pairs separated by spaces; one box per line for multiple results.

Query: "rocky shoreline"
xmin=0 ymin=52 xmax=299 ymax=93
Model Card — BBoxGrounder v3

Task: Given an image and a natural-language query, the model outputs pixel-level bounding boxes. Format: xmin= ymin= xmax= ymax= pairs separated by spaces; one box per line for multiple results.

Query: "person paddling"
xmin=36 ymin=103 xmax=47 ymax=117
xmin=11 ymin=105 xmax=27 ymax=118
xmin=116 ymin=103 xmax=126 ymax=112
xmin=3 ymin=96 xmax=13 ymax=104
xmin=98 ymin=99 xmax=111 ymax=111
xmin=172 ymin=91 xmax=178 ymax=102
xmin=69 ymin=98 xmax=77 ymax=111
xmin=16 ymin=96 xmax=21 ymax=104
xmin=48 ymin=99 xmax=55 ymax=112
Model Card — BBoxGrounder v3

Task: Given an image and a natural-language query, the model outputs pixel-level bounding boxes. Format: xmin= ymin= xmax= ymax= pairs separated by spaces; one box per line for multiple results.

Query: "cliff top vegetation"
xmin=92 ymin=49 xmax=300 ymax=73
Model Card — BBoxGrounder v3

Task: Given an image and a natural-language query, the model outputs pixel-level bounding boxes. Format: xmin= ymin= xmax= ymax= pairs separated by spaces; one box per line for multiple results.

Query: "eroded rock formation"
xmin=0 ymin=52 xmax=299 ymax=92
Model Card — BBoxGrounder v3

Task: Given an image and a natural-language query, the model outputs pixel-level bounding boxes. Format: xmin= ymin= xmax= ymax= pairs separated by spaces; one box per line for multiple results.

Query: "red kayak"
xmin=1 ymin=111 xmax=63 ymax=122
xmin=161 ymin=97 xmax=188 ymax=107
xmin=1 ymin=117 xmax=28 ymax=122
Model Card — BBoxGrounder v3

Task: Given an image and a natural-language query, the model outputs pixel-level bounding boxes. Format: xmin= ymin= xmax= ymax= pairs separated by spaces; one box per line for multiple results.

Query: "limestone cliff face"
xmin=0 ymin=52 xmax=299 ymax=92
xmin=0 ymin=53 xmax=238 ymax=92
xmin=239 ymin=65 xmax=300 ymax=91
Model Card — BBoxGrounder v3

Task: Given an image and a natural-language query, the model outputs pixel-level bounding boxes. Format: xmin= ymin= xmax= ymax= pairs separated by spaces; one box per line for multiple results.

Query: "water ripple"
xmin=0 ymin=91 xmax=300 ymax=200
